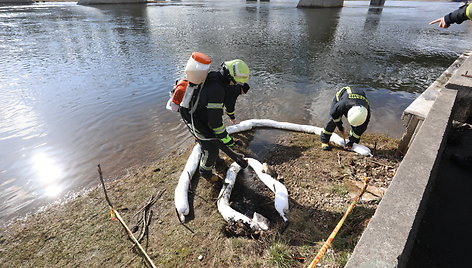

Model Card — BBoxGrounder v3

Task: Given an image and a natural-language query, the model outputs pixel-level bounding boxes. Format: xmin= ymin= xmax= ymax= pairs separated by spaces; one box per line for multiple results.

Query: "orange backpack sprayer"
xmin=165 ymin=52 xmax=248 ymax=169
xmin=166 ymin=52 xmax=211 ymax=112
xmin=171 ymin=79 xmax=189 ymax=106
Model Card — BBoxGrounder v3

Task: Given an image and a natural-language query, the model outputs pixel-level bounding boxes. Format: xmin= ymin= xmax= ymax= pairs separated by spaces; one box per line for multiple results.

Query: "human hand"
xmin=230 ymin=118 xmax=238 ymax=125
xmin=429 ymin=17 xmax=449 ymax=28
xmin=344 ymin=141 xmax=354 ymax=151
xmin=234 ymin=139 xmax=244 ymax=147
xmin=241 ymin=83 xmax=250 ymax=94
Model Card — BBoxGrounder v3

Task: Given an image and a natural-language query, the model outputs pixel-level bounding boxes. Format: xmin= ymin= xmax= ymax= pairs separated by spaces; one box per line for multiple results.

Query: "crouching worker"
xmin=320 ymin=86 xmax=370 ymax=151
xmin=180 ymin=59 xmax=250 ymax=182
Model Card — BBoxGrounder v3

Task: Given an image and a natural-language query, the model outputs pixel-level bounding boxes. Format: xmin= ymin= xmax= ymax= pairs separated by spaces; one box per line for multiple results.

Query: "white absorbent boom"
xmin=174 ymin=119 xmax=372 ymax=226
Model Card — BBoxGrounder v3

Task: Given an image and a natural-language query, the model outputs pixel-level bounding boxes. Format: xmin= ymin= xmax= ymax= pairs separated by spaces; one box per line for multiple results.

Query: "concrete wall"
xmin=345 ymin=88 xmax=458 ymax=268
xmin=345 ymin=52 xmax=472 ymax=267
xmin=396 ymin=50 xmax=471 ymax=156
xmin=78 ymin=0 xmax=146 ymax=5
xmin=297 ymin=0 xmax=344 ymax=8
xmin=444 ymin=54 xmax=472 ymax=122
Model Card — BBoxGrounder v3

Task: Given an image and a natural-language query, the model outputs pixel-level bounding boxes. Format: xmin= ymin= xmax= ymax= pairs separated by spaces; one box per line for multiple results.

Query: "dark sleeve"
xmin=225 ymin=107 xmax=235 ymax=120
xmin=206 ymin=87 xmax=234 ymax=145
xmin=330 ymin=98 xmax=344 ymax=129
xmin=224 ymin=85 xmax=239 ymax=120
xmin=444 ymin=4 xmax=471 ymax=25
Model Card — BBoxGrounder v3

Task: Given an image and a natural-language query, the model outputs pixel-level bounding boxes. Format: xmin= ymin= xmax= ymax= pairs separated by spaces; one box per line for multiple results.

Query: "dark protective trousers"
xmin=180 ymin=107 xmax=219 ymax=179
xmin=198 ymin=139 xmax=219 ymax=179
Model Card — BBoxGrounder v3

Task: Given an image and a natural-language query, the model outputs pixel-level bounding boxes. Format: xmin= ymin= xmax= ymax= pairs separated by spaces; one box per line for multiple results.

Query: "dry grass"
xmin=0 ymin=131 xmax=400 ymax=268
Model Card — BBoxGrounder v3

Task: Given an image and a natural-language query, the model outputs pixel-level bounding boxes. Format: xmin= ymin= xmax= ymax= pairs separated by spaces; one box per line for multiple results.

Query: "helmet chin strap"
xmin=220 ymin=66 xmax=237 ymax=84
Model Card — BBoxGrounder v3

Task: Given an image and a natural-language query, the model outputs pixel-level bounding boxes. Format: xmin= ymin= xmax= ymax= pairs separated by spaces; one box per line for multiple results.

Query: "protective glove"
xmin=234 ymin=139 xmax=244 ymax=146
xmin=345 ymin=140 xmax=354 ymax=150
xmin=224 ymin=136 xmax=236 ymax=147
xmin=241 ymin=83 xmax=250 ymax=94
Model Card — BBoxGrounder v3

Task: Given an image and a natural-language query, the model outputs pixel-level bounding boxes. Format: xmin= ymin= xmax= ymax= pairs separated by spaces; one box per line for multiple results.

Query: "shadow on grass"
xmin=282 ymin=198 xmax=376 ymax=251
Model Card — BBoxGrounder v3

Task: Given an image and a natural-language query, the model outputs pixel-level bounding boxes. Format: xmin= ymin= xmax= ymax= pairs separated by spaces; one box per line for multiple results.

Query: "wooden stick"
xmin=112 ymin=209 xmax=157 ymax=268
xmin=366 ymin=159 xmax=394 ymax=169
xmin=337 ymin=152 xmax=343 ymax=168
xmin=307 ymin=177 xmax=370 ymax=268
xmin=97 ymin=165 xmax=157 ymax=268
xmin=98 ymin=164 xmax=113 ymax=207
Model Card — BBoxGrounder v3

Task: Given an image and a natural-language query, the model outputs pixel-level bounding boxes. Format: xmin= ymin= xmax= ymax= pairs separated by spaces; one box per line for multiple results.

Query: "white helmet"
xmin=347 ymin=106 xmax=368 ymax=127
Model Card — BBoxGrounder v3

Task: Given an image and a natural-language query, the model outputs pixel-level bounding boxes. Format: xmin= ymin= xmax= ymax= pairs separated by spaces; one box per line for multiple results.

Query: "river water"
xmin=0 ymin=0 xmax=470 ymax=225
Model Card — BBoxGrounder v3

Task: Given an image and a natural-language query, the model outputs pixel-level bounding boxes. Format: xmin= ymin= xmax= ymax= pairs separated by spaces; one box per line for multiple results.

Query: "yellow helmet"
xmin=347 ymin=106 xmax=368 ymax=127
xmin=223 ymin=59 xmax=250 ymax=83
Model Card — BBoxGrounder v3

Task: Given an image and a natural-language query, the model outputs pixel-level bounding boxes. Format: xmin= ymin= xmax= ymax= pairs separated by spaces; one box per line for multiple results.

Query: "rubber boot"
xmin=321 ymin=143 xmax=331 ymax=151
xmin=215 ymin=156 xmax=225 ymax=166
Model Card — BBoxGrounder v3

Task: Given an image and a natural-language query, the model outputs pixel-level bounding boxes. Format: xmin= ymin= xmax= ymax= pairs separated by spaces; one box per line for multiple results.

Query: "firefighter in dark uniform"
xmin=320 ymin=86 xmax=370 ymax=151
xmin=430 ymin=3 xmax=472 ymax=28
xmin=180 ymin=59 xmax=250 ymax=182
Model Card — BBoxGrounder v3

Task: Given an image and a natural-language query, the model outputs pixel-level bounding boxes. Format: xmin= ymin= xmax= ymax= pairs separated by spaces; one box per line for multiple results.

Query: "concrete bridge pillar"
xmin=78 ymin=0 xmax=146 ymax=5
xmin=297 ymin=0 xmax=344 ymax=8
xmin=370 ymin=0 xmax=385 ymax=6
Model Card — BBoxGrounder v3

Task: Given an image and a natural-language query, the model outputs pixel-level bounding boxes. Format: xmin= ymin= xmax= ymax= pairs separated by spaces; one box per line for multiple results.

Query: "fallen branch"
xmin=337 ymin=152 xmax=343 ymax=168
xmin=366 ymin=159 xmax=394 ymax=169
xmin=132 ymin=189 xmax=165 ymax=245
xmin=137 ymin=210 xmax=153 ymax=244
xmin=97 ymin=164 xmax=157 ymax=268
xmin=175 ymin=208 xmax=195 ymax=234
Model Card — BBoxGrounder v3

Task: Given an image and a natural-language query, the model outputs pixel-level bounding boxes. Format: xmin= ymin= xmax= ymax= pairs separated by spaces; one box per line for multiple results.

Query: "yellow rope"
xmin=307 ymin=177 xmax=370 ymax=268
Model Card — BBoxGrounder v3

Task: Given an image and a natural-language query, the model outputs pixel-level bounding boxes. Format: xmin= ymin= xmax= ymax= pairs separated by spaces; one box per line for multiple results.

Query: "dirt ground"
xmin=0 ymin=130 xmax=400 ymax=268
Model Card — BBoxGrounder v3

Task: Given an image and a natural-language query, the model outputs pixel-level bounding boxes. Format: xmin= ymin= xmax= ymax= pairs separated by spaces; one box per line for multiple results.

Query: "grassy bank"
xmin=0 ymin=131 xmax=400 ymax=268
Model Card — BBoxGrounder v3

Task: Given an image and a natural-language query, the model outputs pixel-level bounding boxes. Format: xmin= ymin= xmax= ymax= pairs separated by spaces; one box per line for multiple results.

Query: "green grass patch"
xmin=329 ymin=184 xmax=349 ymax=196
xmin=268 ymin=240 xmax=296 ymax=268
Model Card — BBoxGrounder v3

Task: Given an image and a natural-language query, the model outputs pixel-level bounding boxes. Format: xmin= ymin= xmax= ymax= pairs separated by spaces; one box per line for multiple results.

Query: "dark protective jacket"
xmin=320 ymin=86 xmax=371 ymax=145
xmin=180 ymin=71 xmax=241 ymax=146
xmin=444 ymin=3 xmax=472 ymax=25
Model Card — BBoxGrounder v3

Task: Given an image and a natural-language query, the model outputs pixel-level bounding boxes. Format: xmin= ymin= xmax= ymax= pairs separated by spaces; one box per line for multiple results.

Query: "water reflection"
xmin=31 ymin=153 xmax=64 ymax=197
xmin=363 ymin=7 xmax=383 ymax=32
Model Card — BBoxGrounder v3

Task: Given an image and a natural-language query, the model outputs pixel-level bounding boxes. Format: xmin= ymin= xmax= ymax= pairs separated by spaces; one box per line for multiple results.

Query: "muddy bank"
xmin=0 ymin=131 xmax=400 ymax=268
